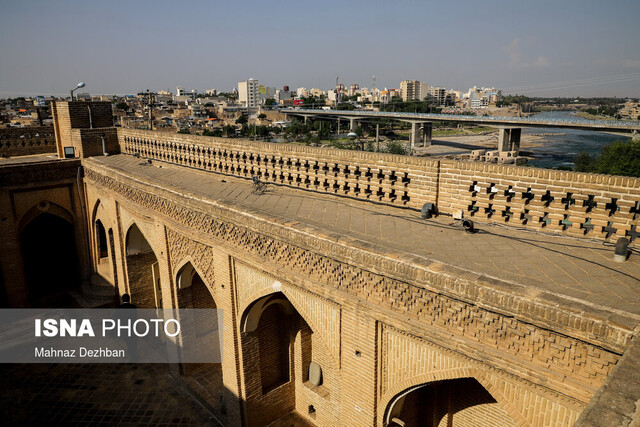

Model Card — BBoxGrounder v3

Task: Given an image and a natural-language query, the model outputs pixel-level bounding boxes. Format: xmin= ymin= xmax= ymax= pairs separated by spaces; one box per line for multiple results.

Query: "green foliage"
xmin=386 ymin=141 xmax=407 ymax=155
xmin=573 ymin=140 xmax=640 ymax=177
xmin=257 ymin=113 xmax=267 ymax=119
xmin=202 ymin=129 xmax=223 ymax=137
xmin=573 ymin=152 xmax=594 ymax=172
xmin=336 ymin=102 xmax=356 ymax=110
xmin=223 ymin=125 xmax=236 ymax=137
xmin=115 ymin=101 xmax=128 ymax=111
xmin=496 ymin=95 xmax=532 ymax=107
xmin=317 ymin=125 xmax=331 ymax=140
xmin=177 ymin=128 xmax=190 ymax=134
xmin=300 ymin=95 xmax=326 ymax=108
xmin=264 ymin=98 xmax=276 ymax=106
xmin=235 ymin=115 xmax=248 ymax=124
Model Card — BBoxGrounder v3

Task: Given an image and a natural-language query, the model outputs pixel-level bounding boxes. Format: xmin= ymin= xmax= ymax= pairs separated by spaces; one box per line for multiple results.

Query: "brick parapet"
xmin=0 ymin=126 xmax=56 ymax=157
xmin=117 ymin=128 xmax=640 ymax=245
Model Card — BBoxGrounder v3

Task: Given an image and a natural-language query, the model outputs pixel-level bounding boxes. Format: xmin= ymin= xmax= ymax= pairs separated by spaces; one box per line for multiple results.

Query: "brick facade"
xmin=0 ymin=126 xmax=56 ymax=157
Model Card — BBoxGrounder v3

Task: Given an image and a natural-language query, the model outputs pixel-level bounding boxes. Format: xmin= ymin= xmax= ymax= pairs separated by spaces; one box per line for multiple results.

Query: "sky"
xmin=1 ymin=0 xmax=639 ymax=98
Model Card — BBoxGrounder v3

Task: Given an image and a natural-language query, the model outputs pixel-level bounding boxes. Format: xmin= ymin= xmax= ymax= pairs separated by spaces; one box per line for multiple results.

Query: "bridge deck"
xmin=89 ymin=154 xmax=640 ymax=316
xmin=283 ymin=108 xmax=640 ymax=132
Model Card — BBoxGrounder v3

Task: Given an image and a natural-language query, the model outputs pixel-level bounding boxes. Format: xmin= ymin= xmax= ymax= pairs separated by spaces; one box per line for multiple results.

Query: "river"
xmin=524 ymin=111 xmax=631 ymax=169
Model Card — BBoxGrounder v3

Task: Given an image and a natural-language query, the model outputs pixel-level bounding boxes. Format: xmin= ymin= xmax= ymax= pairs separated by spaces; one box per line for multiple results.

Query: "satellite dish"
xmin=347 ymin=132 xmax=358 ymax=140
xmin=76 ymin=82 xmax=86 ymax=89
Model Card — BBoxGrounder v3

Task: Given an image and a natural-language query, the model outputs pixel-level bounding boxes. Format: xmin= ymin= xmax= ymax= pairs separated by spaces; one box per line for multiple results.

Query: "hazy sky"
xmin=1 ymin=0 xmax=639 ymax=97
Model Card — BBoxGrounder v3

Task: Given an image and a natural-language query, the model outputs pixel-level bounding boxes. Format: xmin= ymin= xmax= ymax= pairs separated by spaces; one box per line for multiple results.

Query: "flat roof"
xmin=88 ymin=154 xmax=640 ymax=316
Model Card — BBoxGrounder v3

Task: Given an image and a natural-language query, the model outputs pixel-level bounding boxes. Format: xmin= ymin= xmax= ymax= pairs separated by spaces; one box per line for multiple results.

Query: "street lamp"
xmin=70 ymin=82 xmax=86 ymax=101
xmin=347 ymin=131 xmax=364 ymax=150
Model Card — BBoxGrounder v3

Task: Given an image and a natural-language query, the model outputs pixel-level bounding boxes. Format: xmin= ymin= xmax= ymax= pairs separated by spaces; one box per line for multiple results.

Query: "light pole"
xmin=69 ymin=82 xmax=86 ymax=101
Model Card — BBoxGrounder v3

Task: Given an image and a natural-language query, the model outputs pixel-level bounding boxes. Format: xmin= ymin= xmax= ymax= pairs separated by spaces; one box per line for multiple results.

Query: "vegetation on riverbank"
xmin=574 ymin=140 xmax=640 ymax=177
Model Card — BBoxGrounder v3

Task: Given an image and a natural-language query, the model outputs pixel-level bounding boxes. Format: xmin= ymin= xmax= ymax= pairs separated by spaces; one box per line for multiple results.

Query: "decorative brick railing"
xmin=118 ymin=128 xmax=640 ymax=243
xmin=0 ymin=126 xmax=56 ymax=157
xmin=437 ymin=161 xmax=640 ymax=241
xmin=119 ymin=129 xmax=439 ymax=210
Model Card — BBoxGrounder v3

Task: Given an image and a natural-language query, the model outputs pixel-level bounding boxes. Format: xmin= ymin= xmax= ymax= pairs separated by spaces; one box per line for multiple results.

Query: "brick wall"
xmin=118 ymin=128 xmax=640 ymax=244
xmin=258 ymin=304 xmax=291 ymax=392
xmin=126 ymin=252 xmax=158 ymax=308
xmin=0 ymin=126 xmax=56 ymax=157
xmin=70 ymin=127 xmax=120 ymax=158
xmin=52 ymin=101 xmax=114 ymax=158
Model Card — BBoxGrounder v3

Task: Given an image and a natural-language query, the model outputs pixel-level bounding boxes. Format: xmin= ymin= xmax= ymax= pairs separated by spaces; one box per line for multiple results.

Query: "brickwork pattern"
xmin=119 ymin=128 xmax=438 ymax=210
xmin=235 ymin=261 xmax=341 ymax=366
xmin=118 ymin=128 xmax=640 ymax=244
xmin=438 ymin=160 xmax=640 ymax=241
xmin=83 ymin=166 xmax=623 ymax=406
xmin=0 ymin=126 xmax=56 ymax=157
xmin=233 ymin=263 xmax=341 ymax=426
xmin=379 ymin=324 xmax=584 ymax=426
xmin=126 ymin=252 xmax=157 ymax=308
xmin=166 ymin=229 xmax=217 ymax=291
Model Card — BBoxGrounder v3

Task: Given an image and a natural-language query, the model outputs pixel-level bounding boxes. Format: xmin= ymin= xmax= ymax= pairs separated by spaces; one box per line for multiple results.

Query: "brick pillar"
xmin=340 ymin=308 xmax=378 ymax=426
xmin=0 ymin=191 xmax=27 ymax=306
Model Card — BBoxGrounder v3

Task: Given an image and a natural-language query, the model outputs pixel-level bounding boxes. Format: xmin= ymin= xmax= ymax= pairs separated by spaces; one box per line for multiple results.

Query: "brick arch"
xmin=122 ymin=217 xmax=162 ymax=258
xmin=172 ymin=257 xmax=217 ymax=302
xmin=379 ymin=367 xmax=529 ymax=427
xmin=18 ymin=200 xmax=74 ymax=233
xmin=240 ymin=286 xmax=339 ymax=370
xmin=91 ymin=198 xmax=114 ymax=230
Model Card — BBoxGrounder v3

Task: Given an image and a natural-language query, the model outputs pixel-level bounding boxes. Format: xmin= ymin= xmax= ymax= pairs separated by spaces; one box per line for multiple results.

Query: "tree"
xmin=264 ymin=98 xmax=276 ymax=106
xmin=115 ymin=101 xmax=128 ymax=111
xmin=592 ymin=140 xmax=640 ymax=177
xmin=573 ymin=152 xmax=594 ymax=172
xmin=386 ymin=141 xmax=407 ymax=155
xmin=236 ymin=115 xmax=248 ymax=124
xmin=177 ymin=129 xmax=190 ymax=134
xmin=573 ymin=140 xmax=640 ymax=177
xmin=258 ymin=113 xmax=267 ymax=119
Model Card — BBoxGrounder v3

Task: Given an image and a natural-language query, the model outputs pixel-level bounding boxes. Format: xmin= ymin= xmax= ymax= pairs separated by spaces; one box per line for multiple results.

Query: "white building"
xmin=238 ymin=78 xmax=259 ymax=107
xmin=400 ymin=80 xmax=429 ymax=101
xmin=176 ymin=86 xmax=197 ymax=99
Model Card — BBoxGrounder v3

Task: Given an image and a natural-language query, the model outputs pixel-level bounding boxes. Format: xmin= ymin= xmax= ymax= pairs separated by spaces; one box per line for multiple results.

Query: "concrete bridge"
xmin=1 ymin=101 xmax=640 ymax=426
xmin=282 ymin=108 xmax=640 ymax=153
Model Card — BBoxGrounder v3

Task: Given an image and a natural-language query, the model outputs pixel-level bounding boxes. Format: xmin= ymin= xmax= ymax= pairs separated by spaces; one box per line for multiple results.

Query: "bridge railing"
xmin=284 ymin=109 xmax=640 ymax=130
xmin=118 ymin=128 xmax=640 ymax=243
xmin=0 ymin=126 xmax=57 ymax=157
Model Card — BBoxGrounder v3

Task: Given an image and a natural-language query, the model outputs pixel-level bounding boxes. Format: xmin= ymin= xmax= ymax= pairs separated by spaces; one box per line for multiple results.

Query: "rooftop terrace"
xmin=87 ymin=154 xmax=640 ymax=317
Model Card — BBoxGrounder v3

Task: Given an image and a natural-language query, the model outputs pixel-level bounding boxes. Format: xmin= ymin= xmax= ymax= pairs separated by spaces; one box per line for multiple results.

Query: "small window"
xmin=63 ymin=147 xmax=75 ymax=158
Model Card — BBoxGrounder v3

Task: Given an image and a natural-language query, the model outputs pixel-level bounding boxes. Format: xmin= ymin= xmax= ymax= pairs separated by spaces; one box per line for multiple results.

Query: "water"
xmin=523 ymin=111 xmax=631 ymax=169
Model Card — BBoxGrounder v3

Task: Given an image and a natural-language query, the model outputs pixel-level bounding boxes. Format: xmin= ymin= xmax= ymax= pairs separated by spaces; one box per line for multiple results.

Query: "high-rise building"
xmin=428 ymin=87 xmax=447 ymax=106
xmin=400 ymin=80 xmax=429 ymax=101
xmin=238 ymin=78 xmax=259 ymax=107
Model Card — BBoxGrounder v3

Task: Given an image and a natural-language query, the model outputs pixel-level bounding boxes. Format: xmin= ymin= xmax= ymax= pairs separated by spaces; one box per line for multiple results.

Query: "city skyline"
xmin=1 ymin=0 xmax=639 ymax=98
